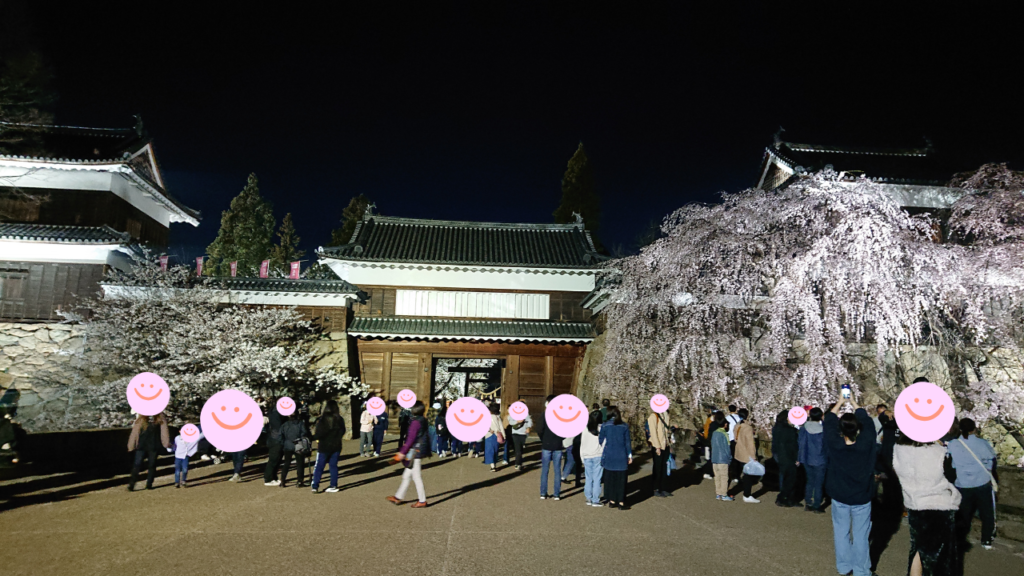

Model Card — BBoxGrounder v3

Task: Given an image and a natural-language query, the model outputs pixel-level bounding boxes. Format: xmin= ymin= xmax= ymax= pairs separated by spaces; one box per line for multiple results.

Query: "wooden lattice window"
xmin=0 ymin=270 xmax=28 ymax=319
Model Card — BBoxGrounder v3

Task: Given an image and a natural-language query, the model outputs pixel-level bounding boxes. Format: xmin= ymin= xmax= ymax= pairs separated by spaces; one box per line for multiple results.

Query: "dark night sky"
xmin=20 ymin=2 xmax=1024 ymax=261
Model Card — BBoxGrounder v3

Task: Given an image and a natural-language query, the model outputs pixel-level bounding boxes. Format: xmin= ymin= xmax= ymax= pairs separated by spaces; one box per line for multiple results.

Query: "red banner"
xmin=158 ymin=255 xmax=168 ymax=271
xmin=289 ymin=261 xmax=301 ymax=279
xmin=259 ymin=260 xmax=270 ymax=278
xmin=229 ymin=261 xmax=237 ymax=277
xmin=195 ymin=256 xmax=204 ymax=277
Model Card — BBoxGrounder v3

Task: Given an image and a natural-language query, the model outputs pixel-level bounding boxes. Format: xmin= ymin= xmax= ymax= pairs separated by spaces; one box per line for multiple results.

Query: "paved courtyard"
xmin=1 ymin=437 xmax=1022 ymax=576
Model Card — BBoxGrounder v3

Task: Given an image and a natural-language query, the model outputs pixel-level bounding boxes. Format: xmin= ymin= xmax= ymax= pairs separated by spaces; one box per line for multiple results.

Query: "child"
xmin=170 ymin=426 xmax=204 ymax=488
xmin=710 ymin=413 xmax=733 ymax=501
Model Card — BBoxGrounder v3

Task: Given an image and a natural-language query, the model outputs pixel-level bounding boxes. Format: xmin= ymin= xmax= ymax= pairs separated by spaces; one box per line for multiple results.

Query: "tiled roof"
xmin=764 ymin=141 xmax=952 ymax=186
xmin=348 ymin=317 xmax=595 ymax=342
xmin=0 ymin=223 xmax=130 ymax=244
xmin=212 ymin=277 xmax=360 ymax=295
xmin=0 ymin=121 xmax=145 ymax=162
xmin=321 ymin=215 xmax=603 ymax=269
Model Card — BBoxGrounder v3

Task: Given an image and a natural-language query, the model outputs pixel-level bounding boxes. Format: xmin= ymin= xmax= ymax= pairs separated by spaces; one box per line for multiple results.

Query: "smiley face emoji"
xmin=544 ymin=394 xmax=587 ymax=438
xmin=200 ymin=389 xmax=263 ymax=452
xmin=650 ymin=394 xmax=670 ymax=414
xmin=508 ymin=401 xmax=530 ymax=421
xmin=276 ymin=396 xmax=296 ymax=416
xmin=126 ymin=372 xmax=170 ymax=416
xmin=397 ymin=389 xmax=417 ymax=409
xmin=445 ymin=397 xmax=491 ymax=443
xmin=180 ymin=423 xmax=201 ymax=442
xmin=365 ymin=396 xmax=386 ymax=416
xmin=788 ymin=406 xmax=808 ymax=426
xmin=895 ymin=382 xmax=955 ymax=443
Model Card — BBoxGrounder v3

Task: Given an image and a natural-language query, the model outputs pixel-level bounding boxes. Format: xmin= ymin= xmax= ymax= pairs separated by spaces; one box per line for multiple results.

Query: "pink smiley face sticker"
xmin=126 ymin=372 xmax=170 ymax=416
xmin=180 ymin=423 xmax=201 ymax=441
xmin=894 ymin=382 xmax=955 ymax=443
xmin=445 ymin=397 xmax=491 ymax=442
xmin=199 ymin=389 xmax=263 ymax=452
xmin=650 ymin=394 xmax=670 ymax=414
xmin=788 ymin=406 xmax=808 ymax=426
xmin=276 ymin=396 xmax=296 ymax=416
xmin=365 ymin=397 xmax=386 ymax=416
xmin=544 ymin=394 xmax=587 ymax=438
xmin=508 ymin=401 xmax=529 ymax=421
xmin=397 ymin=389 xmax=417 ymax=409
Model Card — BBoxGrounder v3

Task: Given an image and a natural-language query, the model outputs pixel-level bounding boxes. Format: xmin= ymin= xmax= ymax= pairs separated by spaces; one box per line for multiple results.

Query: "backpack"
xmin=293 ymin=437 xmax=312 ymax=456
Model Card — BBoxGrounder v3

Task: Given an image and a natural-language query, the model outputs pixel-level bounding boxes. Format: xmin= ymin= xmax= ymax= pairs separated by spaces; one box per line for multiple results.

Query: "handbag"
xmin=958 ymin=439 xmax=998 ymax=493
xmin=497 ymin=431 xmax=505 ymax=445
xmin=743 ymin=458 xmax=766 ymax=476
xmin=666 ymin=453 xmax=676 ymax=476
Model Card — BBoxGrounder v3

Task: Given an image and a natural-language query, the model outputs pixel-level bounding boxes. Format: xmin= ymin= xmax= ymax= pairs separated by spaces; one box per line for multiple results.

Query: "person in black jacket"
xmin=280 ymin=414 xmax=309 ymax=488
xmin=263 ymin=398 xmax=285 ymax=486
xmin=772 ymin=410 xmax=800 ymax=507
xmin=372 ymin=406 xmax=389 ymax=457
xmin=311 ymin=400 xmax=346 ymax=494
xmin=536 ymin=395 xmax=566 ymax=500
xmin=824 ymin=395 xmax=877 ymax=576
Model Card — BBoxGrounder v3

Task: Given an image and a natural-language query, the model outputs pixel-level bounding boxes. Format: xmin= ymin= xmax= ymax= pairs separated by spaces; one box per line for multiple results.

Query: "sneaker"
xmin=591 ymin=501 xmax=603 ymax=507
xmin=201 ymin=455 xmax=211 ymax=461
xmin=722 ymin=496 xmax=735 ymax=502
xmin=514 ymin=465 xmax=521 ymax=471
xmin=175 ymin=483 xmax=180 ymax=489
xmin=729 ymin=479 xmax=739 ymax=486
xmin=373 ymin=452 xmax=380 ymax=457
xmin=264 ymin=480 xmax=281 ymax=487
xmin=230 ymin=473 xmax=241 ymax=482
xmin=743 ymin=496 xmax=760 ymax=503
xmin=619 ymin=504 xmax=631 ymax=511
xmin=503 ymin=460 xmax=509 ymax=465
xmin=982 ymin=542 xmax=993 ymax=550
xmin=491 ymin=466 xmax=496 ymax=472
xmin=553 ymin=496 xmax=560 ymax=501
xmin=716 ymin=495 xmax=722 ymax=500
xmin=540 ymin=494 xmax=547 ymax=500
xmin=813 ymin=508 xmax=826 ymax=514
xmin=654 ymin=491 xmax=668 ymax=498
xmin=127 ymin=485 xmax=135 ymax=492
xmin=181 ymin=482 xmax=187 ymax=488
xmin=704 ymin=474 xmax=713 ymax=480
xmin=311 ymin=487 xmax=318 ymax=494
xmin=325 ymin=487 xmax=339 ymax=493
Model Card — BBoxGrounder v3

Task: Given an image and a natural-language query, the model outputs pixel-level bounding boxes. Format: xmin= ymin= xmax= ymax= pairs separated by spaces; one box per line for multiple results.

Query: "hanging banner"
xmin=158 ymin=255 xmax=169 ymax=271
xmin=229 ymin=261 xmax=238 ymax=277
xmin=195 ymin=256 xmax=204 ymax=277
xmin=289 ymin=261 xmax=301 ymax=279
xmin=259 ymin=260 xmax=270 ymax=278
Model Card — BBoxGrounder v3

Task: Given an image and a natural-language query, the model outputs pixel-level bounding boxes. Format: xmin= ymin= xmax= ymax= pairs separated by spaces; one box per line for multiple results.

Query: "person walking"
xmin=398 ymin=405 xmax=412 ymax=448
xmin=372 ymin=406 xmax=389 ymax=457
xmin=824 ymin=395 xmax=878 ymax=576
xmin=170 ymin=425 xmax=202 ymax=488
xmin=581 ymin=410 xmax=605 ymax=506
xmin=946 ymin=418 xmax=997 ymax=552
xmin=536 ymin=394 xmax=566 ymax=500
xmin=127 ymin=412 xmax=170 ymax=491
xmin=797 ymin=407 xmax=828 ymax=512
xmin=484 ymin=403 xmax=503 ymax=472
xmin=599 ymin=406 xmax=633 ymax=510
xmin=359 ymin=403 xmax=377 ymax=457
xmin=509 ymin=402 xmax=532 ymax=470
xmin=280 ymin=414 xmax=309 ymax=488
xmin=264 ymin=398 xmax=285 ymax=486
xmin=711 ymin=412 xmax=733 ymax=501
xmin=599 ymin=399 xmax=610 ymax=422
xmin=386 ymin=400 xmax=430 ymax=508
xmin=502 ymin=409 xmax=513 ymax=465
xmin=733 ymin=410 xmax=762 ymax=503
xmin=648 ymin=407 xmax=673 ymax=498
xmin=311 ymin=400 xmax=345 ymax=494
xmin=435 ymin=403 xmax=451 ymax=458
xmin=893 ymin=430 xmax=961 ymax=576
xmin=772 ymin=409 xmax=800 ymax=507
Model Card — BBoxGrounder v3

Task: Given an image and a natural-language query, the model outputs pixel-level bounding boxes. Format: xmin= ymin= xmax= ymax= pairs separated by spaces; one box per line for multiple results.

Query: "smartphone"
xmin=841 ymin=385 xmax=851 ymax=399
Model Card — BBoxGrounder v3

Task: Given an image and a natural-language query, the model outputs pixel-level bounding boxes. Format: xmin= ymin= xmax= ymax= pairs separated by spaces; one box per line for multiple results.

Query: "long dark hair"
xmin=411 ymin=400 xmax=425 ymax=417
xmin=587 ymin=410 xmax=602 ymax=435
xmin=607 ymin=406 xmax=623 ymax=425
xmin=323 ymin=400 xmax=340 ymax=418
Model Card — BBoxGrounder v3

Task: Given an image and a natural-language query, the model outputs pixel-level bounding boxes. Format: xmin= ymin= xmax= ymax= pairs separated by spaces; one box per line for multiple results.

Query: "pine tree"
xmin=553 ymin=142 xmax=603 ymax=251
xmin=270 ymin=213 xmax=305 ymax=274
xmin=329 ymin=194 xmax=371 ymax=246
xmin=205 ymin=173 xmax=276 ymax=276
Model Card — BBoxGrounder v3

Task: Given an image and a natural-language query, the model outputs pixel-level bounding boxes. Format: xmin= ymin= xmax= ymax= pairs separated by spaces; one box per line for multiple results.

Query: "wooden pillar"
xmin=417 ymin=352 xmax=431 ymax=404
xmin=381 ymin=351 xmax=393 ymax=401
xmin=544 ymin=355 xmax=554 ymax=397
xmin=504 ymin=355 xmax=520 ymax=412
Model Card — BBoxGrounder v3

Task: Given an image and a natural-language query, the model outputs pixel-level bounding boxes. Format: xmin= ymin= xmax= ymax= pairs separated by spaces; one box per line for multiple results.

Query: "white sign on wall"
xmin=395 ymin=290 xmax=549 ymax=319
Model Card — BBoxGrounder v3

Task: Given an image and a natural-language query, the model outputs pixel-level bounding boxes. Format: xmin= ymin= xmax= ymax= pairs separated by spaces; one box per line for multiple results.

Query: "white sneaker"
xmin=230 ymin=473 xmax=241 ymax=482
xmin=373 ymin=452 xmax=380 ymax=457
xmin=703 ymin=474 xmax=713 ymax=480
xmin=325 ymin=487 xmax=339 ymax=493
xmin=264 ymin=480 xmax=280 ymax=487
xmin=201 ymin=455 xmax=211 ymax=461
xmin=743 ymin=496 xmax=760 ymax=503
xmin=729 ymin=479 xmax=739 ymax=486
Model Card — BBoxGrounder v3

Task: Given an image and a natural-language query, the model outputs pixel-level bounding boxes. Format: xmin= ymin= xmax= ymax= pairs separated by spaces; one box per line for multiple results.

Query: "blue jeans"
xmin=804 ymin=464 xmax=825 ymax=509
xmin=583 ymin=457 xmax=603 ymax=504
xmin=437 ymin=434 xmax=449 ymax=453
xmin=831 ymin=501 xmax=872 ymax=576
xmin=562 ymin=449 xmax=576 ymax=480
xmin=428 ymin=426 xmax=438 ymax=454
xmin=484 ymin=435 xmax=499 ymax=464
xmin=450 ymin=438 xmax=462 ymax=455
xmin=469 ymin=441 xmax=482 ymax=456
xmin=312 ymin=450 xmax=340 ymax=489
xmin=232 ymin=451 xmax=246 ymax=475
xmin=174 ymin=458 xmax=189 ymax=484
xmin=540 ymin=449 xmax=564 ymax=497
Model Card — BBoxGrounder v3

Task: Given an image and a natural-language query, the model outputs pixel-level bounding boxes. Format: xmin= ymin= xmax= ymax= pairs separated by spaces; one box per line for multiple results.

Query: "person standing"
xmin=359 ymin=403 xmax=377 ymax=457
xmin=536 ymin=394 xmax=566 ymax=500
xmin=372 ymin=406 xmax=389 ymax=457
xmin=127 ymin=412 xmax=170 ymax=491
xmin=648 ymin=407 xmax=673 ymax=498
xmin=772 ymin=410 xmax=800 ymax=507
xmin=386 ymin=400 xmax=430 ymax=508
xmin=311 ymin=400 xmax=345 ymax=494
xmin=435 ymin=403 xmax=450 ymax=458
xmin=581 ymin=410 xmax=605 ymax=506
xmin=264 ymin=398 xmax=285 ymax=486
xmin=502 ymin=408 xmax=513 ymax=465
xmin=711 ymin=412 xmax=733 ymax=501
xmin=398 ymin=404 xmax=412 ymax=448
xmin=484 ymin=403 xmax=503 ymax=472
xmin=824 ymin=395 xmax=878 ymax=576
xmin=725 ymin=404 xmax=743 ymax=484
xmin=599 ymin=406 xmax=633 ymax=510
xmin=509 ymin=403 xmax=531 ymax=470
xmin=426 ymin=403 xmax=440 ymax=456
xmin=170 ymin=426 xmax=203 ymax=488
xmin=733 ymin=410 xmax=762 ymax=503
xmin=946 ymin=418 xmax=998 ymax=551
xmin=797 ymin=407 xmax=828 ymax=512
xmin=893 ymin=431 xmax=961 ymax=576
xmin=280 ymin=414 xmax=309 ymax=488
xmin=600 ymin=399 xmax=610 ymax=422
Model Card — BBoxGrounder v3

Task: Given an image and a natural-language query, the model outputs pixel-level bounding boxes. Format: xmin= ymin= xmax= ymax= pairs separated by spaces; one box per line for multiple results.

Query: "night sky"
xmin=22 ymin=2 xmax=1024 ymax=261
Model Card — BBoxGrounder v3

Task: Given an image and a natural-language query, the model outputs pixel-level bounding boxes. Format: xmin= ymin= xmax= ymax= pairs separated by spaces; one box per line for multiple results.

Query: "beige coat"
xmin=734 ymin=422 xmax=757 ymax=463
xmin=647 ymin=412 xmax=670 ymax=451
xmin=127 ymin=414 xmax=170 ymax=452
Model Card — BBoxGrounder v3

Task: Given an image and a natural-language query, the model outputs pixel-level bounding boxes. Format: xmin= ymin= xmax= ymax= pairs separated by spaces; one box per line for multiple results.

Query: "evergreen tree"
xmin=205 ymin=173 xmax=276 ymax=276
xmin=329 ymin=194 xmax=371 ymax=246
xmin=270 ymin=213 xmax=305 ymax=274
xmin=553 ymin=142 xmax=603 ymax=251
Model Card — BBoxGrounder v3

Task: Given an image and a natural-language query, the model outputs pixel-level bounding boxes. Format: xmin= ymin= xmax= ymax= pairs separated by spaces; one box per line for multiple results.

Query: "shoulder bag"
xmin=958 ymin=439 xmax=998 ymax=493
